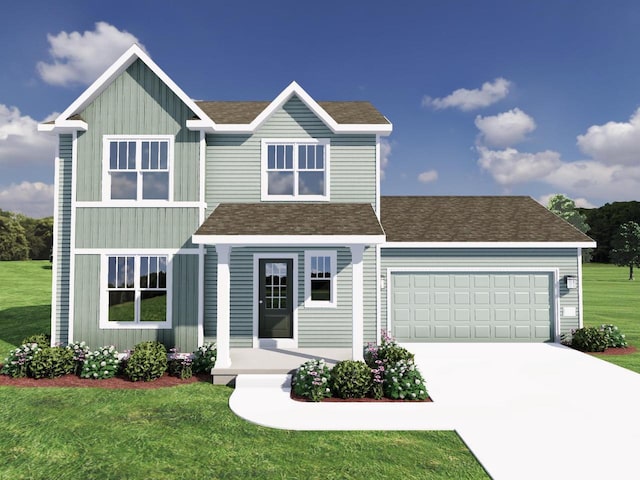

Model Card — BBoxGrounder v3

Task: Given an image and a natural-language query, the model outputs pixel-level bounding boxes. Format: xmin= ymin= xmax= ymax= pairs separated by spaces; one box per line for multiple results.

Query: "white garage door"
xmin=390 ymin=271 xmax=554 ymax=342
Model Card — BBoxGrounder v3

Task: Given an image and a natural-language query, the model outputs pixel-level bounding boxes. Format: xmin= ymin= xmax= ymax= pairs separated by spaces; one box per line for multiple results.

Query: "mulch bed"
xmin=0 ymin=372 xmax=212 ymax=389
xmin=589 ymin=345 xmax=637 ymax=356
xmin=290 ymin=390 xmax=432 ymax=403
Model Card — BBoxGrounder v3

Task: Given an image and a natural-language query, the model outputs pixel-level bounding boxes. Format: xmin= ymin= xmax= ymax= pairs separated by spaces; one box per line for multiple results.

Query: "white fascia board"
xmin=54 ymin=44 xmax=212 ymax=127
xmin=37 ymin=120 xmax=88 ymax=134
xmin=382 ymin=241 xmax=596 ymax=249
xmin=192 ymin=234 xmax=386 ymax=246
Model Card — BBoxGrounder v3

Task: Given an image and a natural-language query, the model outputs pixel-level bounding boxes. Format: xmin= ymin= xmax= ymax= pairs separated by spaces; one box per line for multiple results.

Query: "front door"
xmin=258 ymin=259 xmax=294 ymax=338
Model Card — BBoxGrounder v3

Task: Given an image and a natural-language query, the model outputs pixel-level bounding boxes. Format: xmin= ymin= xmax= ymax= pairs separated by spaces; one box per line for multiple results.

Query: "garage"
xmin=389 ymin=271 xmax=555 ymax=342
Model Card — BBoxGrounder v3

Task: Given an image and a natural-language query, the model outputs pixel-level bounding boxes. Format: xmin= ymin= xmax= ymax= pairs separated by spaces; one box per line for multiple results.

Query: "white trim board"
xmin=193 ymin=235 xmax=385 ymax=246
xmin=75 ymin=248 xmax=201 ymax=255
xmin=383 ymin=242 xmax=596 ymax=249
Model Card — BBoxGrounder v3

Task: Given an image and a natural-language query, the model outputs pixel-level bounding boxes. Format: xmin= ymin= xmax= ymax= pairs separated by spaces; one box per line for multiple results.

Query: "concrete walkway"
xmin=230 ymin=343 xmax=640 ymax=479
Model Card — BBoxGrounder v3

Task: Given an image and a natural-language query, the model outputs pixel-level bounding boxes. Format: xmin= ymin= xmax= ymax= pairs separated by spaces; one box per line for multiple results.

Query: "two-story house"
xmin=39 ymin=45 xmax=594 ymax=369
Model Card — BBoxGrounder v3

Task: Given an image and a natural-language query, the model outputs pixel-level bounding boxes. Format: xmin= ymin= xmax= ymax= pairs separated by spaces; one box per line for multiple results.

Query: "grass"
xmin=0 ymin=261 xmax=51 ymax=357
xmin=582 ymin=262 xmax=640 ymax=372
xmin=0 ymin=261 xmax=488 ymax=479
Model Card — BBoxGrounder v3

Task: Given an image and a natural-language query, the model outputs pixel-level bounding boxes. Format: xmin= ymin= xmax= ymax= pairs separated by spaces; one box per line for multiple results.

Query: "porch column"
xmin=350 ymin=245 xmax=365 ymax=361
xmin=215 ymin=244 xmax=232 ymax=368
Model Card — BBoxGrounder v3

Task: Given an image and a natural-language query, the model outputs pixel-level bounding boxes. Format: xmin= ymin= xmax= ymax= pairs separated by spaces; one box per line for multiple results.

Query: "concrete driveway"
xmin=231 ymin=343 xmax=640 ymax=479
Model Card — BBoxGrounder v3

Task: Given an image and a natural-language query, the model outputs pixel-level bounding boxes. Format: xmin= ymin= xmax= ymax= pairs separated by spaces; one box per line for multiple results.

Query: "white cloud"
xmin=380 ymin=138 xmax=391 ymax=179
xmin=417 ymin=169 xmax=438 ymax=184
xmin=475 ymin=108 xmax=536 ymax=147
xmin=0 ymin=182 xmax=54 ymax=218
xmin=0 ymin=104 xmax=56 ymax=166
xmin=477 ymin=146 xmax=562 ymax=185
xmin=423 ymin=78 xmax=511 ymax=111
xmin=37 ymin=22 xmax=145 ymax=86
xmin=576 ymin=108 xmax=640 ymax=165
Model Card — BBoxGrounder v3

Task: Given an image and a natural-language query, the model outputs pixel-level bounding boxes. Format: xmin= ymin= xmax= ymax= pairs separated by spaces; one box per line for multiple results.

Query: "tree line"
xmin=0 ymin=209 xmax=53 ymax=261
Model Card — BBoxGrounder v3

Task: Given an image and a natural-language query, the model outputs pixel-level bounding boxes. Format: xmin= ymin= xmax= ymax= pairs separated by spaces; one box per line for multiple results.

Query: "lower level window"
xmin=304 ymin=250 xmax=337 ymax=307
xmin=106 ymin=255 xmax=169 ymax=326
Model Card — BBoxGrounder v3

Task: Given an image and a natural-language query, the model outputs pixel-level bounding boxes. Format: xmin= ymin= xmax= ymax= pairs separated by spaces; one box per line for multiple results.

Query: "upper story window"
xmin=261 ymin=139 xmax=330 ymax=201
xmin=103 ymin=136 xmax=173 ymax=202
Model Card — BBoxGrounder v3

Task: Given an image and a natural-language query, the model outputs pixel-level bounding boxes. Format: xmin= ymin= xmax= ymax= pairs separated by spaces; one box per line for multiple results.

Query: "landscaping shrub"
xmin=67 ymin=341 xmax=91 ymax=376
xmin=1 ymin=343 xmax=41 ymax=378
xmin=571 ymin=327 xmax=608 ymax=352
xmin=124 ymin=341 xmax=168 ymax=382
xmin=330 ymin=360 xmax=372 ymax=399
xmin=292 ymin=358 xmax=332 ymax=402
xmin=192 ymin=342 xmax=217 ymax=373
xmin=384 ymin=359 xmax=428 ymax=401
xmin=364 ymin=330 xmax=414 ymax=368
xmin=21 ymin=333 xmax=51 ymax=347
xmin=168 ymin=349 xmax=193 ymax=379
xmin=600 ymin=324 xmax=628 ymax=348
xmin=81 ymin=346 xmax=120 ymax=379
xmin=28 ymin=346 xmax=75 ymax=379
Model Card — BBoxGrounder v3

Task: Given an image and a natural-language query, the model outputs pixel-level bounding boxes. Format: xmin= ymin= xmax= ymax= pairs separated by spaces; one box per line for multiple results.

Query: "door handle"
xmin=259 ymin=300 xmax=263 ymax=304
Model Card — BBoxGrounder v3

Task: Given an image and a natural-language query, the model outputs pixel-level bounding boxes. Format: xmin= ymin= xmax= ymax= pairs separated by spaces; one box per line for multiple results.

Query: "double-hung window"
xmin=304 ymin=251 xmax=337 ymax=308
xmin=262 ymin=139 xmax=330 ymax=200
xmin=102 ymin=254 xmax=171 ymax=328
xmin=104 ymin=136 xmax=172 ymax=202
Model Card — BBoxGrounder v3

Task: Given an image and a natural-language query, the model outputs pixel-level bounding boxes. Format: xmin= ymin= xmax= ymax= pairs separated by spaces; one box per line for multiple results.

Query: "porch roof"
xmin=192 ymin=202 xmax=385 ymax=245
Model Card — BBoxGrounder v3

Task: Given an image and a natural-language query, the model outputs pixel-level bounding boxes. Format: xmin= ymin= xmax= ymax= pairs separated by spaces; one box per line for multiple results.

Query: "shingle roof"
xmin=380 ymin=196 xmax=595 ymax=243
xmin=194 ymin=100 xmax=389 ymax=125
xmin=196 ymin=203 xmax=384 ymax=236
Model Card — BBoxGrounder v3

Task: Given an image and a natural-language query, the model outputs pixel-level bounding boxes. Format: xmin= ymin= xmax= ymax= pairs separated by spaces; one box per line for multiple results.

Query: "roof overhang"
xmin=192 ymin=234 xmax=386 ymax=246
xmin=186 ymin=81 xmax=393 ymax=136
xmin=37 ymin=119 xmax=88 ymax=134
xmin=383 ymin=241 xmax=596 ymax=249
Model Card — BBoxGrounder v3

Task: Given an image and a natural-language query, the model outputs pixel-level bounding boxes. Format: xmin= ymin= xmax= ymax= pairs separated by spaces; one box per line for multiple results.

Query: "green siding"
xmin=380 ymin=248 xmax=581 ymax=336
xmin=203 ymin=246 xmax=377 ymax=348
xmin=75 ymin=59 xmax=199 ymax=202
xmin=73 ymin=254 xmax=200 ymax=352
xmin=53 ymin=134 xmax=73 ymax=345
xmin=75 ymin=207 xmax=199 ymax=249
xmin=205 ymin=96 xmax=377 ymax=210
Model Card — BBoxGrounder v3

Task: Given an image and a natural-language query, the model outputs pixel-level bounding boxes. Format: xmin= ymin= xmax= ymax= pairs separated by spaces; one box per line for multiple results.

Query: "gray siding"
xmin=205 ymin=96 xmax=376 ymax=211
xmin=75 ymin=207 xmax=199 ymax=249
xmin=75 ymin=59 xmax=200 ymax=202
xmin=53 ymin=134 xmax=73 ymax=345
xmin=380 ymin=248 xmax=581 ymax=336
xmin=73 ymin=254 xmax=200 ymax=352
xmin=203 ymin=246 xmax=377 ymax=348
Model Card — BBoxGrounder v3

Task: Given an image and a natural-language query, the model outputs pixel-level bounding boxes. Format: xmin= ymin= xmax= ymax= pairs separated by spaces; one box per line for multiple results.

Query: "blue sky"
xmin=2 ymin=0 xmax=640 ymax=217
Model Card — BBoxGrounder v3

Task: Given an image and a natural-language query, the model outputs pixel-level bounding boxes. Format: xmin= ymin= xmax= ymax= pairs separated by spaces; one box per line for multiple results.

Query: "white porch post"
xmin=215 ymin=244 xmax=232 ymax=368
xmin=350 ymin=245 xmax=365 ymax=361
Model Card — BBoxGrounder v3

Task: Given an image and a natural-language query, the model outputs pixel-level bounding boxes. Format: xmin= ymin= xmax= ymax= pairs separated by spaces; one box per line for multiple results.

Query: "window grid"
xmin=264 ymin=141 xmax=327 ymax=198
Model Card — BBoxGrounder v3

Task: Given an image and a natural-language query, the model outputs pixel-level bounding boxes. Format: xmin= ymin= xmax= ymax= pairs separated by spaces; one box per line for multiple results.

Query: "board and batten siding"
xmin=75 ymin=59 xmax=200 ymax=202
xmin=72 ymin=254 xmax=199 ymax=351
xmin=205 ymin=96 xmax=377 ymax=211
xmin=380 ymin=248 xmax=581 ymax=335
xmin=203 ymin=246 xmax=377 ymax=348
xmin=74 ymin=207 xmax=199 ymax=249
xmin=52 ymin=134 xmax=73 ymax=345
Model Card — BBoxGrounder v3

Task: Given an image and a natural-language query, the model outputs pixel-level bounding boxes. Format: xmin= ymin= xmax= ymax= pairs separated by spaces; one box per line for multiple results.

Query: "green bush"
xmin=364 ymin=330 xmax=414 ymax=368
xmin=167 ymin=349 xmax=193 ymax=380
xmin=67 ymin=341 xmax=91 ymax=376
xmin=330 ymin=360 xmax=372 ymax=399
xmin=384 ymin=359 xmax=428 ymax=401
xmin=192 ymin=342 xmax=216 ymax=373
xmin=571 ymin=327 xmax=608 ymax=352
xmin=1 ymin=343 xmax=42 ymax=378
xmin=81 ymin=346 xmax=120 ymax=379
xmin=21 ymin=333 xmax=51 ymax=347
xmin=292 ymin=358 xmax=332 ymax=402
xmin=124 ymin=341 xmax=168 ymax=382
xmin=600 ymin=324 xmax=628 ymax=348
xmin=28 ymin=346 xmax=75 ymax=379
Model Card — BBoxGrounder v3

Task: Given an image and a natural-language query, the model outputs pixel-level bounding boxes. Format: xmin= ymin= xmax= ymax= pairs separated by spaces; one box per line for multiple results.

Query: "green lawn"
xmin=0 ymin=260 xmax=51 ymax=357
xmin=582 ymin=263 xmax=640 ymax=372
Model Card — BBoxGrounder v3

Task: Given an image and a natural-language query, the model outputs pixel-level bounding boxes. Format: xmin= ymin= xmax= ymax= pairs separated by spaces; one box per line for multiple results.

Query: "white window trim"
xmin=304 ymin=250 xmax=337 ymax=308
xmin=102 ymin=135 xmax=175 ymax=205
xmin=261 ymin=138 xmax=330 ymax=201
xmin=99 ymin=253 xmax=173 ymax=330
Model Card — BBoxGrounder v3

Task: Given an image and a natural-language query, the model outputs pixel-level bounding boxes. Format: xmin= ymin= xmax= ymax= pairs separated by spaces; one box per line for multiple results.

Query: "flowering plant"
xmin=66 ymin=341 xmax=91 ymax=375
xmin=292 ymin=358 xmax=332 ymax=402
xmin=1 ymin=343 xmax=42 ymax=378
xmin=192 ymin=342 xmax=217 ymax=373
xmin=81 ymin=346 xmax=120 ymax=380
xmin=168 ymin=348 xmax=194 ymax=379
xmin=384 ymin=359 xmax=428 ymax=401
xmin=369 ymin=358 xmax=385 ymax=400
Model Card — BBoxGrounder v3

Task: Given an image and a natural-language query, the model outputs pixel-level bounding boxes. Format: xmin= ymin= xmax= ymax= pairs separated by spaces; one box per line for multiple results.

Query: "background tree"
xmin=581 ymin=201 xmax=640 ymax=263
xmin=610 ymin=221 xmax=640 ymax=280
xmin=0 ymin=212 xmax=30 ymax=261
xmin=547 ymin=194 xmax=592 ymax=262
xmin=17 ymin=215 xmax=54 ymax=260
